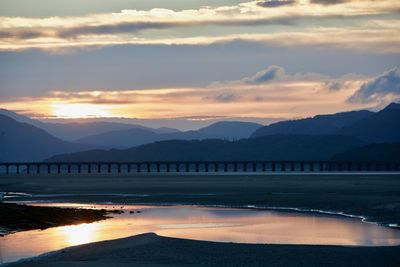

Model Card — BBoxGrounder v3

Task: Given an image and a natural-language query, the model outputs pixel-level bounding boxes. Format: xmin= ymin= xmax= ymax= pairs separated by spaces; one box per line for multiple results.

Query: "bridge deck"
xmin=0 ymin=161 xmax=399 ymax=175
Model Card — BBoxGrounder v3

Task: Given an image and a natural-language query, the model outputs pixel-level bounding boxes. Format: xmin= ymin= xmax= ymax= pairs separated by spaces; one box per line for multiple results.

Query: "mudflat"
xmin=5 ymin=233 xmax=400 ymax=267
xmin=1 ymin=173 xmax=400 ymax=225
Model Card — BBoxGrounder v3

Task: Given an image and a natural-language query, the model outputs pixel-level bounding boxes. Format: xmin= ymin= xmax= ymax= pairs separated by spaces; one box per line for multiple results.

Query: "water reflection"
xmin=59 ymin=223 xmax=100 ymax=247
xmin=1 ymin=204 xmax=400 ymax=264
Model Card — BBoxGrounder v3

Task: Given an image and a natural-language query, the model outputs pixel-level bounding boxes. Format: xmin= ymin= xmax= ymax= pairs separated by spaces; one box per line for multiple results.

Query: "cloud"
xmin=0 ymin=0 xmax=399 ymax=49
xmin=325 ymin=81 xmax=343 ymax=91
xmin=348 ymin=67 xmax=400 ymax=103
xmin=0 ymin=66 xmax=371 ymax=121
xmin=310 ymin=0 xmax=349 ymax=5
xmin=57 ymin=22 xmax=183 ymax=39
xmin=204 ymin=93 xmax=241 ymax=103
xmin=241 ymin=66 xmax=286 ymax=84
xmin=0 ymin=30 xmax=47 ymax=40
xmin=257 ymin=0 xmax=297 ymax=8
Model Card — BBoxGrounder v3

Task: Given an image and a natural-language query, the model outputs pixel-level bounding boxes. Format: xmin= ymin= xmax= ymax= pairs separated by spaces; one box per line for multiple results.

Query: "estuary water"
xmin=1 ymin=203 xmax=400 ymax=264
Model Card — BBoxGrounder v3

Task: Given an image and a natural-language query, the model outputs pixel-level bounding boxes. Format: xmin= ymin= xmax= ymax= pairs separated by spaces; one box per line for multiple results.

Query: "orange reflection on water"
xmin=58 ymin=223 xmax=101 ymax=247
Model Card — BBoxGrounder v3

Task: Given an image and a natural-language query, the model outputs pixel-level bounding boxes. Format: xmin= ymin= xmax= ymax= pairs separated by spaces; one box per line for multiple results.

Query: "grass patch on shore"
xmin=0 ymin=203 xmax=108 ymax=235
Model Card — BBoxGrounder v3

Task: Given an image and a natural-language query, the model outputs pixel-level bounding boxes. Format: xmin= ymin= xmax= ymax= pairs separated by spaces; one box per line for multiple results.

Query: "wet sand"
xmin=5 ymin=233 xmax=400 ymax=267
xmin=1 ymin=173 xmax=400 ymax=226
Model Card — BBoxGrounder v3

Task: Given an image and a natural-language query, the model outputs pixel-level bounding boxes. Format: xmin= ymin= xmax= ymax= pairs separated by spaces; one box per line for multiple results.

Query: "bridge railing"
xmin=0 ymin=161 xmax=399 ymax=175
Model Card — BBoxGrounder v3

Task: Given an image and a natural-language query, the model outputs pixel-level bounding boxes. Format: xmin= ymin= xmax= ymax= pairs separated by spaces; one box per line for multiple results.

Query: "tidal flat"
xmin=1 ymin=174 xmax=400 ymax=266
xmin=1 ymin=173 xmax=400 ymax=226
xmin=5 ymin=233 xmax=400 ymax=267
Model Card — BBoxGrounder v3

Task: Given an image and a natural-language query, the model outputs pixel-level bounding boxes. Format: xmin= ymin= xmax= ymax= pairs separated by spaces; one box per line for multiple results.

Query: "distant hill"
xmin=337 ymin=103 xmax=400 ymax=142
xmin=48 ymin=134 xmax=365 ymax=162
xmin=77 ymin=128 xmax=168 ymax=149
xmin=0 ymin=109 xmax=180 ymax=141
xmin=251 ymin=110 xmax=373 ymax=138
xmin=197 ymin=121 xmax=262 ymax=139
xmin=331 ymin=142 xmax=400 ymax=162
xmin=76 ymin=121 xmax=262 ymax=148
xmin=0 ymin=115 xmax=91 ymax=162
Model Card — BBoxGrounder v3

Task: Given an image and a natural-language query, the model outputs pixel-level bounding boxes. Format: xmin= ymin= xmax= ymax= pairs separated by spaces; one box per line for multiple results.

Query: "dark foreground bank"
xmin=6 ymin=233 xmax=400 ymax=267
xmin=0 ymin=203 xmax=108 ymax=235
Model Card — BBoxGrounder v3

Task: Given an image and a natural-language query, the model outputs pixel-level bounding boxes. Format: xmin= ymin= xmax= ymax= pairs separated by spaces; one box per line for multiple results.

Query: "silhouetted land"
xmin=6 ymin=233 xmax=400 ymax=267
xmin=0 ymin=203 xmax=108 ymax=235
xmin=1 ymin=174 xmax=400 ymax=226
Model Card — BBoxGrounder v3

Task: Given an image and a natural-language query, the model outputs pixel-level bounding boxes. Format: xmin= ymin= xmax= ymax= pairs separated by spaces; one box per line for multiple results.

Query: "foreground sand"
xmin=6 ymin=233 xmax=400 ymax=267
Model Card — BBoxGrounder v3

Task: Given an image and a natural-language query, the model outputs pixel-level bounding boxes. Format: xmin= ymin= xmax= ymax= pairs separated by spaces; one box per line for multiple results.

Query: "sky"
xmin=0 ymin=0 xmax=399 ymax=127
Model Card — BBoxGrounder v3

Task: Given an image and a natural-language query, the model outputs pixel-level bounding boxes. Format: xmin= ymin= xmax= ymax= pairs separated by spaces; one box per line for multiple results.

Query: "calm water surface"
xmin=1 ymin=203 xmax=400 ymax=264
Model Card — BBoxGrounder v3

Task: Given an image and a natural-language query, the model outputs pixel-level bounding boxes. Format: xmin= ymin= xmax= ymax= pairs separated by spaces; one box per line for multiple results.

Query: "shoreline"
xmin=0 ymin=203 xmax=109 ymax=236
xmin=1 ymin=174 xmax=400 ymax=232
xmin=2 ymin=199 xmax=399 ymax=238
xmin=7 ymin=197 xmax=400 ymax=229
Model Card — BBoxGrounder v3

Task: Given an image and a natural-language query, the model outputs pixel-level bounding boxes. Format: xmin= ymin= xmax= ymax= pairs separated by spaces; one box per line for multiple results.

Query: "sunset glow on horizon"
xmin=0 ymin=0 xmax=399 ymax=123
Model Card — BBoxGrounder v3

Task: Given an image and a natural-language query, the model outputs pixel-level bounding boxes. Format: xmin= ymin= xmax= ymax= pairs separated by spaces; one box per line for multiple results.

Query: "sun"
xmin=51 ymin=103 xmax=112 ymax=118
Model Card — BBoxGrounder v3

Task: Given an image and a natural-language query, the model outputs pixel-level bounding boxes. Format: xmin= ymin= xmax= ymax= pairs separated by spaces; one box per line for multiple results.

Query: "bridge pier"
xmin=327 ymin=162 xmax=332 ymax=172
xmin=281 ymin=162 xmax=285 ymax=172
xmin=185 ymin=163 xmax=190 ymax=173
xmin=155 ymin=163 xmax=160 ymax=173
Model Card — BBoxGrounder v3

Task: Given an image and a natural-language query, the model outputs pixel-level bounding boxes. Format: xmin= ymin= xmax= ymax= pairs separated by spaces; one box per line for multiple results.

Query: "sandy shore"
xmin=5 ymin=233 xmax=400 ymax=267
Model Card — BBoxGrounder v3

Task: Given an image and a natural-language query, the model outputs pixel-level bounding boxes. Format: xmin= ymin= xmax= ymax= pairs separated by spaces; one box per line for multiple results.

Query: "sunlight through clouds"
xmin=0 ymin=67 xmax=371 ymax=119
